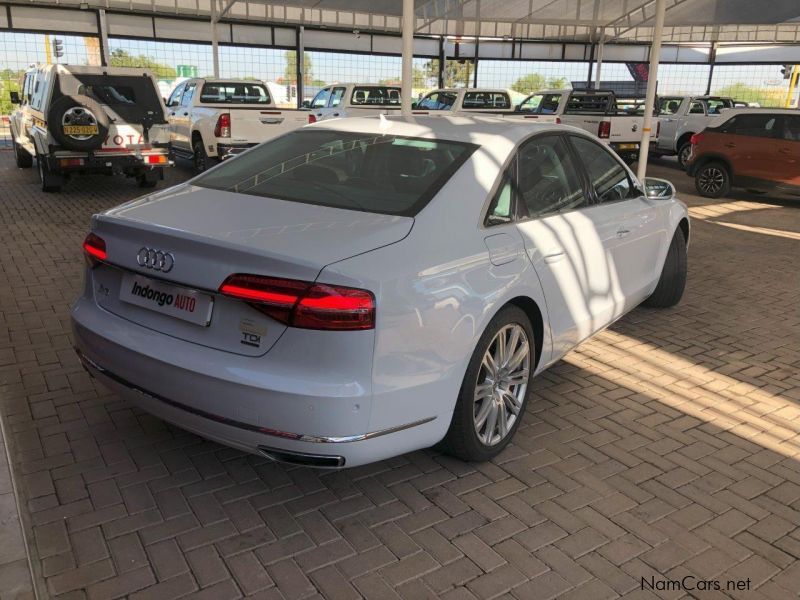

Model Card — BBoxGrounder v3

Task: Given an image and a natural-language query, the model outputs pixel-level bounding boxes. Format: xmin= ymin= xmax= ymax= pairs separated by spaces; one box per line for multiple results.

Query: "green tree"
xmin=714 ymin=82 xmax=785 ymax=107
xmin=284 ymin=51 xmax=314 ymax=85
xmin=109 ymin=49 xmax=177 ymax=79
xmin=0 ymin=69 xmax=25 ymax=116
xmin=547 ymin=77 xmax=568 ymax=89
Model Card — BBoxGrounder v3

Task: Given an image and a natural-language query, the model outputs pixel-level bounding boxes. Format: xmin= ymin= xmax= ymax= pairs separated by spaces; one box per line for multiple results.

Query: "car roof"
xmin=717 ymin=107 xmax=799 ymax=117
xmin=309 ymin=114 xmax=577 ymax=145
xmin=429 ymin=88 xmax=514 ymax=94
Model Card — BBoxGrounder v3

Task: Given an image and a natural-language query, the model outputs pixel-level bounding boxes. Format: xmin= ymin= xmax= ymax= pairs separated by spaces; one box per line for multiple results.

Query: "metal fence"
xmin=2 ymin=28 xmax=798 ymax=149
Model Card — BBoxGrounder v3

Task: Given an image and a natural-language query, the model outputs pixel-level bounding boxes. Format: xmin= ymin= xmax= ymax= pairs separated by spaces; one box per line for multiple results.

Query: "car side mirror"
xmin=644 ymin=177 xmax=676 ymax=199
xmin=301 ymin=100 xmax=311 ymax=109
xmin=9 ymin=91 xmax=20 ymax=104
xmin=486 ymin=214 xmax=513 ymax=226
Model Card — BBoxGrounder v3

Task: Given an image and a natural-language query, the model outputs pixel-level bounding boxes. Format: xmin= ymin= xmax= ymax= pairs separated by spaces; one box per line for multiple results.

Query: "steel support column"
xmin=636 ymin=0 xmax=666 ymax=182
xmin=401 ymin=0 xmax=414 ymax=116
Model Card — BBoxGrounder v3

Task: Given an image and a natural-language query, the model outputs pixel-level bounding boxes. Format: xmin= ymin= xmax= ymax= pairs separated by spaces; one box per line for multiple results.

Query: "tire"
xmin=193 ymin=139 xmax=217 ymax=174
xmin=694 ymin=161 xmax=731 ymax=198
xmin=441 ymin=305 xmax=535 ymax=462
xmin=644 ymin=227 xmax=687 ymax=309
xmin=677 ymin=141 xmax=692 ymax=169
xmin=47 ymin=95 xmax=110 ymax=152
xmin=13 ymin=140 xmax=33 ymax=168
xmin=137 ymin=168 xmax=162 ymax=188
xmin=37 ymin=156 xmax=63 ymax=193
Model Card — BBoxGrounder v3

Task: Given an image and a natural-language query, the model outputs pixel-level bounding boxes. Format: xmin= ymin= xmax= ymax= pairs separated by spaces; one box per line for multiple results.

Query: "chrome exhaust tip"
xmin=258 ymin=446 xmax=345 ymax=468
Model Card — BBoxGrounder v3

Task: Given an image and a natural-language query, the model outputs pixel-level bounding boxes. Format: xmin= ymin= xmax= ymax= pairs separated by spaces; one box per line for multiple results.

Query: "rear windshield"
xmin=55 ymin=73 xmax=165 ymax=124
xmin=200 ymin=82 xmax=270 ymax=104
xmin=193 ymin=130 xmax=477 ymax=217
xmin=564 ymin=94 xmax=613 ymax=114
xmin=462 ymin=92 xmax=511 ymax=109
xmin=519 ymin=93 xmax=562 ymax=114
xmin=350 ymin=86 xmax=401 ymax=106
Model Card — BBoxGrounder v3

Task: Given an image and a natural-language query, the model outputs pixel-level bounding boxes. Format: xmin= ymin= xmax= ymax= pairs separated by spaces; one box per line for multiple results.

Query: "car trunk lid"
xmin=89 ymin=185 xmax=412 ymax=355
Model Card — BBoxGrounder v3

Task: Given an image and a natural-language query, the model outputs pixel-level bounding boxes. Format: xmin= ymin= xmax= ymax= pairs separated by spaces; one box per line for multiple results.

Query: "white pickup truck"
xmin=510 ymin=89 xmax=656 ymax=163
xmin=653 ymin=95 xmax=736 ymax=167
xmin=307 ymin=83 xmax=402 ymax=122
xmin=166 ymin=78 xmax=308 ymax=172
xmin=412 ymin=88 xmax=519 ymax=116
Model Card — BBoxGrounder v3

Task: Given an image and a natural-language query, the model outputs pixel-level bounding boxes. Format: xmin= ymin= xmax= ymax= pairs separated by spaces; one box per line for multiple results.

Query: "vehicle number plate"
xmin=64 ymin=125 xmax=99 ymax=135
xmin=120 ymin=273 xmax=214 ymax=326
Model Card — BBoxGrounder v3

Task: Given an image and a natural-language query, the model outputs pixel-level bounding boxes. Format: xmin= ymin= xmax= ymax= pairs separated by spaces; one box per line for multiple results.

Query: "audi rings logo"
xmin=137 ymin=247 xmax=175 ymax=273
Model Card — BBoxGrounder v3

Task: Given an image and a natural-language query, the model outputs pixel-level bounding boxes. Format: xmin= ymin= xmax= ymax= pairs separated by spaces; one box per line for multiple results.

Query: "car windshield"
xmin=193 ymin=130 xmax=477 ymax=217
xmin=200 ymin=82 xmax=270 ymax=104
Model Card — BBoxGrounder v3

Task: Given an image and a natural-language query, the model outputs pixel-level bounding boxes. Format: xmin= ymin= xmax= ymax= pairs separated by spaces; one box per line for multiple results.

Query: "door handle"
xmin=778 ymin=148 xmax=791 ymax=154
xmin=333 ymin=113 xmax=340 ymax=117
xmin=543 ymin=249 xmax=565 ymax=263
xmin=616 ymin=228 xmax=631 ymax=238
xmin=169 ymin=112 xmax=175 ymax=116
xmin=724 ymin=143 xmax=736 ymax=148
xmin=183 ymin=112 xmax=189 ymax=116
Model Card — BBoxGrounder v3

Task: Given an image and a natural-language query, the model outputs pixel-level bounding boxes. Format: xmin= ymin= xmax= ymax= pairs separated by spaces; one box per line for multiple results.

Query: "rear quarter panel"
xmin=319 ymin=145 xmax=553 ymax=442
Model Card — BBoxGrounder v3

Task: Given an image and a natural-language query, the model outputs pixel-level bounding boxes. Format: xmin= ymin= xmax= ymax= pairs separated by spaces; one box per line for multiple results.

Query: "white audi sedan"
xmin=72 ymin=116 xmax=688 ymax=468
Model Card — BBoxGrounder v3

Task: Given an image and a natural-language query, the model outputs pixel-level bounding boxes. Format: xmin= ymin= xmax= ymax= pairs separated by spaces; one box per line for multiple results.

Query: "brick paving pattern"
xmin=0 ymin=152 xmax=798 ymax=599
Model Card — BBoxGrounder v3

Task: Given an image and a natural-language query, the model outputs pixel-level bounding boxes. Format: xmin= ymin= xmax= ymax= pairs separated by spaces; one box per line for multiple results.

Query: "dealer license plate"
xmin=120 ymin=273 xmax=214 ymax=326
xmin=64 ymin=125 xmax=99 ymax=135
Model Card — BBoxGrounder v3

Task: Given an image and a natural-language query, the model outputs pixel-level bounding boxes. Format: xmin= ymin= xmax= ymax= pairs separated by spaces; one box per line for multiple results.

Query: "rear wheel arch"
xmin=506 ymin=296 xmax=544 ymax=371
xmin=678 ymin=218 xmax=689 ymax=247
xmin=693 ymin=153 xmax=733 ymax=176
xmin=677 ymin=131 xmax=694 ymax=149
xmin=191 ymin=130 xmax=204 ymax=147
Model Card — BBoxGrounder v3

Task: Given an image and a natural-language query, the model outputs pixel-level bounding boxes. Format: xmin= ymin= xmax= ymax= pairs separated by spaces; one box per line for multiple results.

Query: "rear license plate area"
xmin=120 ymin=273 xmax=214 ymax=326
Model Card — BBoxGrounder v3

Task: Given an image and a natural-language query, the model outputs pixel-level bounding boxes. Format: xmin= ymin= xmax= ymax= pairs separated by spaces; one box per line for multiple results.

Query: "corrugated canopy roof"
xmin=24 ymin=0 xmax=800 ymax=42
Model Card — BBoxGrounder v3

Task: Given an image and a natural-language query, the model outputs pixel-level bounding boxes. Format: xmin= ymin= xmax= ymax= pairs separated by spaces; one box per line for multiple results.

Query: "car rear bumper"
xmin=217 ymin=143 xmax=257 ymax=160
xmin=47 ymin=149 xmax=172 ymax=173
xmin=70 ymin=293 xmax=439 ymax=468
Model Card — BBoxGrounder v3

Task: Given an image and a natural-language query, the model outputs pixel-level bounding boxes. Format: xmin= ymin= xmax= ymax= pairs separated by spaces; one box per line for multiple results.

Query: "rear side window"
xmin=462 ymin=92 xmax=511 ymax=109
xmin=350 ymin=87 xmax=401 ymax=106
xmin=516 ymin=135 xmax=587 ymax=218
xmin=193 ymin=130 xmax=477 ymax=217
xmin=658 ymin=98 xmax=681 ymax=115
xmin=782 ymin=116 xmax=800 ymax=141
xmin=725 ymin=114 xmax=778 ymax=138
xmin=570 ymin=136 xmax=634 ymax=203
xmin=329 ymin=87 xmax=345 ymax=107
xmin=200 ymin=82 xmax=270 ymax=104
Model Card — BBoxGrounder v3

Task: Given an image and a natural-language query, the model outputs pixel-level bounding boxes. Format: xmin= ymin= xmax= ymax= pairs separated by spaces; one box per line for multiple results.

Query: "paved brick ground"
xmin=1 ymin=151 xmax=798 ymax=600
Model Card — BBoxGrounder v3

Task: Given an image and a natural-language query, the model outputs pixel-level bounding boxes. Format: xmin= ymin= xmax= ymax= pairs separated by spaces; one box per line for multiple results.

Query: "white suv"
xmin=8 ymin=64 xmax=172 ymax=192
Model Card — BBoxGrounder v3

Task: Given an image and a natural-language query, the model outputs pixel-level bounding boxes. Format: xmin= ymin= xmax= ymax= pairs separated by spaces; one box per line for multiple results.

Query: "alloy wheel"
xmin=698 ymin=167 xmax=725 ymax=195
xmin=679 ymin=144 xmax=692 ymax=167
xmin=473 ymin=323 xmax=530 ymax=447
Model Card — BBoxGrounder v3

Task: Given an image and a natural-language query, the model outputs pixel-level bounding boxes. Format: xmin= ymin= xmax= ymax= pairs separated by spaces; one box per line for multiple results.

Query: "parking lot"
xmin=0 ymin=150 xmax=797 ymax=599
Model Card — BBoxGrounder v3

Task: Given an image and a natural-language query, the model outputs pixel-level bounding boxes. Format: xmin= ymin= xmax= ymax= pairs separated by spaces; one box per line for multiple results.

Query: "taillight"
xmin=690 ymin=133 xmax=702 ymax=145
xmin=308 ymin=114 xmax=317 ymax=124
xmin=219 ymin=274 xmax=375 ymax=331
xmin=145 ymin=154 xmax=168 ymax=164
xmin=598 ymin=120 xmax=611 ymax=139
xmin=82 ymin=232 xmax=107 ymax=264
xmin=214 ymin=113 xmax=231 ymax=138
